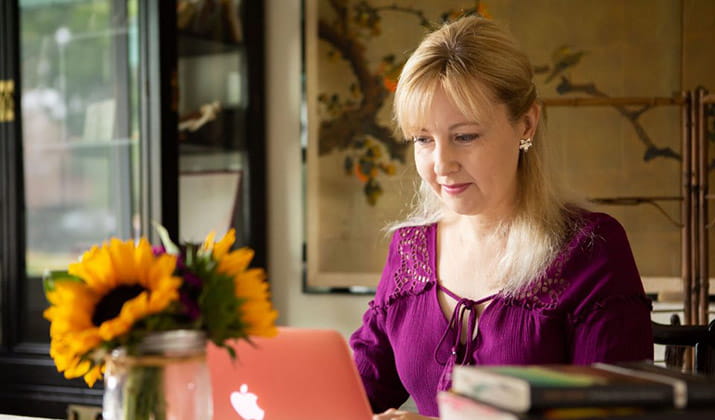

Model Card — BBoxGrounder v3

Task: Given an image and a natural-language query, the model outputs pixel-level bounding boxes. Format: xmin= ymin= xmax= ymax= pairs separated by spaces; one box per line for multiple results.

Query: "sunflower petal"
xmin=213 ymin=229 xmax=236 ymax=260
xmin=83 ymin=365 xmax=103 ymax=387
xmin=217 ymin=247 xmax=254 ymax=275
xmin=201 ymin=231 xmax=217 ymax=253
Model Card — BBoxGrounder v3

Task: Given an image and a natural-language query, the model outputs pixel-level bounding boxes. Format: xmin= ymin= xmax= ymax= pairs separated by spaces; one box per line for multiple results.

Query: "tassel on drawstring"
xmin=433 ymin=297 xmax=472 ymax=390
xmin=436 ymin=347 xmax=458 ymax=391
xmin=433 ymin=291 xmax=496 ymax=390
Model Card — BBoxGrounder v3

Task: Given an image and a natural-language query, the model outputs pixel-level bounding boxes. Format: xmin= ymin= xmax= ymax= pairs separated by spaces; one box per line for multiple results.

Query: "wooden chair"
xmin=651 ymin=316 xmax=715 ymax=375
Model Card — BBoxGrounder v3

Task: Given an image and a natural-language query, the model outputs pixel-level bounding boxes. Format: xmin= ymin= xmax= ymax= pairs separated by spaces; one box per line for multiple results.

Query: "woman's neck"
xmin=442 ymin=211 xmax=512 ymax=244
xmin=437 ymin=217 xmax=506 ymax=301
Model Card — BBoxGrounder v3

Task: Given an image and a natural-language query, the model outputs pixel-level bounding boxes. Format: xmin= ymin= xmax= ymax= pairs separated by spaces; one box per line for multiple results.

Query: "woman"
xmin=350 ymin=16 xmax=653 ymax=420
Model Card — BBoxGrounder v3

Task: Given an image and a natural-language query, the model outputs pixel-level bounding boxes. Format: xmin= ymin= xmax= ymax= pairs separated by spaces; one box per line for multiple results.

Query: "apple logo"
xmin=230 ymin=384 xmax=265 ymax=420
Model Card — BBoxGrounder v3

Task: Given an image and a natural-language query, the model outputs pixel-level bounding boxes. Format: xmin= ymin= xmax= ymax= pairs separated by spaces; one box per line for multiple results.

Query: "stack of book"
xmin=438 ymin=362 xmax=715 ymax=419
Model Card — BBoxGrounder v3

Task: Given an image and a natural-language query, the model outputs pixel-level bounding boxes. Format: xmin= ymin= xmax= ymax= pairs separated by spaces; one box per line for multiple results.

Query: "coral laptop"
xmin=207 ymin=327 xmax=373 ymax=420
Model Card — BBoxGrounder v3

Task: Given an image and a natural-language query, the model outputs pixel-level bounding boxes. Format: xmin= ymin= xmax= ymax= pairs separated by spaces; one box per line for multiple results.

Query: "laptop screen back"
xmin=207 ymin=327 xmax=373 ymax=420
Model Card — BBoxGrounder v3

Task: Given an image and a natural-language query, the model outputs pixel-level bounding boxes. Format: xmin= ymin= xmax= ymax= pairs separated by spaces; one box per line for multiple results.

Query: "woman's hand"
xmin=373 ymin=408 xmax=438 ymax=420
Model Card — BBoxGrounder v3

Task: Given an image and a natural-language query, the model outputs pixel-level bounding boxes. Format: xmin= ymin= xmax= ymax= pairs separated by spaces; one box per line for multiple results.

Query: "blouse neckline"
xmin=427 ymin=223 xmax=499 ymax=365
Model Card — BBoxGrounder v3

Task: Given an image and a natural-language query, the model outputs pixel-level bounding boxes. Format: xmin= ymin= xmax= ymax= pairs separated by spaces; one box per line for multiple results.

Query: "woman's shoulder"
xmin=564 ymin=209 xmax=631 ymax=255
xmin=371 ymin=223 xmax=437 ymax=310
xmin=504 ymin=209 xmax=634 ymax=310
xmin=562 ymin=210 xmax=649 ymax=317
xmin=393 ymin=223 xmax=440 ymax=256
xmin=544 ymin=209 xmax=633 ymax=278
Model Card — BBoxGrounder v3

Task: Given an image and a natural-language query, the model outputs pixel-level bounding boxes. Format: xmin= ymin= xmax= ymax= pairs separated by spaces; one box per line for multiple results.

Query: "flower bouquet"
xmin=42 ymin=226 xmax=278 ymax=420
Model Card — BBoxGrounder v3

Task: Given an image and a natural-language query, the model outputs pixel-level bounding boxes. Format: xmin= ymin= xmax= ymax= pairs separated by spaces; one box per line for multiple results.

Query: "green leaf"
xmin=184 ymin=243 xmax=197 ymax=266
xmin=225 ymin=345 xmax=236 ymax=359
xmin=153 ymin=221 xmax=180 ymax=255
xmin=199 ymin=272 xmax=247 ymax=344
xmin=42 ymin=269 xmax=83 ymax=295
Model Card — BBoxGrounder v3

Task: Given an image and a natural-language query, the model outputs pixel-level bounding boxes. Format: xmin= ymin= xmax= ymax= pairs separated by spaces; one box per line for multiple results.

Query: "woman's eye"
xmin=455 ymin=133 xmax=479 ymax=143
xmin=412 ymin=136 xmax=432 ymax=144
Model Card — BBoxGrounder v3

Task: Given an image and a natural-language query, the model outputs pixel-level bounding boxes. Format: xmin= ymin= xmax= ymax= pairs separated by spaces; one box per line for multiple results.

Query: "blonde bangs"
xmin=442 ymin=74 xmax=495 ymax=126
xmin=395 ymin=71 xmax=496 ymax=138
xmin=394 ymin=71 xmax=439 ymax=138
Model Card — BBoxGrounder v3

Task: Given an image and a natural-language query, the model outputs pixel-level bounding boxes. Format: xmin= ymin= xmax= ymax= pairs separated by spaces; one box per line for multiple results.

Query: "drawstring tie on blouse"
xmin=434 ymin=287 xmax=495 ymax=391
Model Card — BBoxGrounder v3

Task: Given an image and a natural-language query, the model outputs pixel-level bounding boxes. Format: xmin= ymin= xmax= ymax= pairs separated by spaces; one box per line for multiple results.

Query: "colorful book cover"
xmin=438 ymin=391 xmax=715 ymax=420
xmin=595 ymin=362 xmax=715 ymax=408
xmin=451 ymin=364 xmax=674 ymax=413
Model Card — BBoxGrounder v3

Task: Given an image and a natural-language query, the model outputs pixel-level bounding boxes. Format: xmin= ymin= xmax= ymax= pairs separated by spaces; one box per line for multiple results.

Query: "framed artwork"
xmin=304 ymin=0 xmax=488 ymax=292
xmin=304 ymin=0 xmax=715 ymax=293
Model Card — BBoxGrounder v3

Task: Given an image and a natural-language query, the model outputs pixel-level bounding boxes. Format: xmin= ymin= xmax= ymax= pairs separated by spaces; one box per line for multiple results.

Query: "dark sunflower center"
xmin=92 ymin=284 xmax=146 ymax=326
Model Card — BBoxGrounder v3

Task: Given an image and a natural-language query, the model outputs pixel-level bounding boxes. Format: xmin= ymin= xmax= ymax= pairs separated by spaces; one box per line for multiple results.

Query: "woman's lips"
xmin=441 ymin=183 xmax=470 ymax=195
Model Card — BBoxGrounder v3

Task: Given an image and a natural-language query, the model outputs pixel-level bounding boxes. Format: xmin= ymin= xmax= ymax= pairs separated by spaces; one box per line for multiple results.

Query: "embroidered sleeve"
xmin=349 ymin=305 xmax=409 ymax=413
xmin=569 ymin=294 xmax=653 ymax=364
xmin=349 ymin=228 xmax=416 ymax=412
xmin=564 ymin=213 xmax=654 ymax=363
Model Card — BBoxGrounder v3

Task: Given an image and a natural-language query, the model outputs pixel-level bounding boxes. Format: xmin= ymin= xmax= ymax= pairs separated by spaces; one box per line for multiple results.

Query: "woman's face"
xmin=411 ymin=87 xmax=536 ymax=218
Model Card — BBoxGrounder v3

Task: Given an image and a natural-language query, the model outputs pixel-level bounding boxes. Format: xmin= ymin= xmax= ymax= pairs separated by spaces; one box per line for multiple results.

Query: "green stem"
xmin=123 ymin=366 xmax=166 ymax=420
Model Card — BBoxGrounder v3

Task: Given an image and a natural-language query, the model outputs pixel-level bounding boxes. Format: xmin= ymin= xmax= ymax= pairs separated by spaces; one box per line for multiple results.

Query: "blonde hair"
xmin=391 ymin=16 xmax=577 ymax=294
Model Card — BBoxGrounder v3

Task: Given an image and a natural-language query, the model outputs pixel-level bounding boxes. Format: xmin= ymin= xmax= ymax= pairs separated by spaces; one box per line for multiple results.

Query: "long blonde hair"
xmin=391 ymin=16 xmax=577 ymax=294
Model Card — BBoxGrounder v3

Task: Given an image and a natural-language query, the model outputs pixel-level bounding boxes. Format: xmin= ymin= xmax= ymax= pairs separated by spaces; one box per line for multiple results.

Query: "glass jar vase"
xmin=102 ymin=330 xmax=213 ymax=420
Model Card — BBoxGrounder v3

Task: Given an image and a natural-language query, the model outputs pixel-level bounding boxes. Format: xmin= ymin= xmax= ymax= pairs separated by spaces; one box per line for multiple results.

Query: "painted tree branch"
xmin=590 ymin=196 xmax=682 ymax=228
xmin=317 ymin=15 xmax=408 ymax=162
xmin=328 ymin=0 xmax=349 ymax=33
xmin=373 ymin=4 xmax=431 ymax=28
xmin=555 ymin=77 xmax=681 ymax=162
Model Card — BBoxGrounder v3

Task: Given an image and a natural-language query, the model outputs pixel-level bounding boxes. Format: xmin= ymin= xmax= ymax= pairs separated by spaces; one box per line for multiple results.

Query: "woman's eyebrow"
xmin=448 ymin=122 xmax=481 ymax=130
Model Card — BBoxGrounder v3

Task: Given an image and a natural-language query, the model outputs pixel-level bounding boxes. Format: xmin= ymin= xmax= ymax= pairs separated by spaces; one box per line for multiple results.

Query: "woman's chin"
xmin=442 ymin=202 xmax=484 ymax=217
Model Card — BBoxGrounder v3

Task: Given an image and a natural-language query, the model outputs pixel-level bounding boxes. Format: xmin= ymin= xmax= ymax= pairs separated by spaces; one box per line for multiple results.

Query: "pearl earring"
xmin=519 ymin=138 xmax=533 ymax=152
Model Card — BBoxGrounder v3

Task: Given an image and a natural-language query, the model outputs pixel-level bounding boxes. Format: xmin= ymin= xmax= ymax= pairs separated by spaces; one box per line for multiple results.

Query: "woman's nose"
xmin=434 ymin=144 xmax=459 ymax=175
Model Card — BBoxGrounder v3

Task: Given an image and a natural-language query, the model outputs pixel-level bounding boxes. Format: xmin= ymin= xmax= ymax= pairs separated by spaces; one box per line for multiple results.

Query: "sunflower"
xmin=43 ymin=238 xmax=181 ymax=386
xmin=204 ymin=230 xmax=278 ymax=337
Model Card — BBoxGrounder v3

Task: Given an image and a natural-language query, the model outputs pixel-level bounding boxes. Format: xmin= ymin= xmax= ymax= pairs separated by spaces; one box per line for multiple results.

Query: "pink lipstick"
xmin=441 ymin=183 xmax=470 ymax=195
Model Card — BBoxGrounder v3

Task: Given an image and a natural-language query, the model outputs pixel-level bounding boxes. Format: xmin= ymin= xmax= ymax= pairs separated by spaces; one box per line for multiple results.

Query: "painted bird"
xmin=545 ymin=45 xmax=587 ymax=83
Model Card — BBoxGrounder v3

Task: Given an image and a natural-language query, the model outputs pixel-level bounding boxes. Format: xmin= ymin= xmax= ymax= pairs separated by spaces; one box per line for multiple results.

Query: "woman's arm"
xmin=372 ymin=408 xmax=437 ymax=420
xmin=566 ymin=214 xmax=654 ymax=364
xmin=350 ymin=232 xmax=410 ymax=413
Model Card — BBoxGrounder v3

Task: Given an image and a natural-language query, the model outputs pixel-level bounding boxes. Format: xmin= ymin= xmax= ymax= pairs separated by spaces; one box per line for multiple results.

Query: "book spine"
xmin=452 ymin=368 xmax=673 ymax=412
xmin=686 ymin=386 xmax=715 ymax=407
xmin=529 ymin=385 xmax=673 ymax=410
xmin=594 ymin=363 xmax=715 ymax=408
xmin=452 ymin=367 xmax=531 ymax=413
xmin=437 ymin=392 xmax=520 ymax=420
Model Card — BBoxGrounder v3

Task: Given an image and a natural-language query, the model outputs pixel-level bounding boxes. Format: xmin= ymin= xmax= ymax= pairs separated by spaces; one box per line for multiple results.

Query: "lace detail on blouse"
xmin=379 ymin=212 xmax=601 ymax=311
xmin=509 ymin=277 xmax=568 ymax=309
xmin=504 ymin=213 xmax=600 ymax=309
xmin=382 ymin=225 xmax=434 ymax=307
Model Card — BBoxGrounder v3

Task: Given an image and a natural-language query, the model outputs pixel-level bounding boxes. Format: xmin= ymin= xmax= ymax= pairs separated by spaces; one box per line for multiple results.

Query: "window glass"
xmin=19 ymin=0 xmax=140 ymax=342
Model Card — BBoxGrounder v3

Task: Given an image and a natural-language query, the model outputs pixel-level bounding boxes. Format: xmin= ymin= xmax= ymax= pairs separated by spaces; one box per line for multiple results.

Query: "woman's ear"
xmin=520 ymin=103 xmax=541 ymax=139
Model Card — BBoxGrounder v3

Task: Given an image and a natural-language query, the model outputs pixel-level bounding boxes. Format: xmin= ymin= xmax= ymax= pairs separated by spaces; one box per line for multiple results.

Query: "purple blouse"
xmin=349 ymin=211 xmax=654 ymax=417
